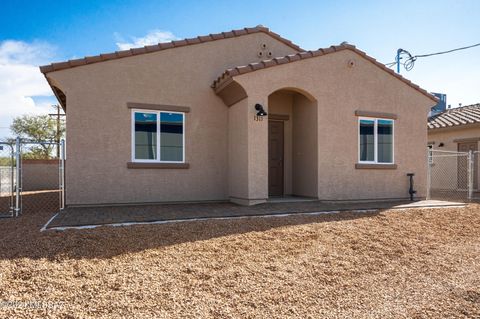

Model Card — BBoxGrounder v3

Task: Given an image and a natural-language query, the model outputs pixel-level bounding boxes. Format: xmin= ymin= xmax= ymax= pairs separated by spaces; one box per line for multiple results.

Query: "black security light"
xmin=255 ymin=104 xmax=267 ymax=117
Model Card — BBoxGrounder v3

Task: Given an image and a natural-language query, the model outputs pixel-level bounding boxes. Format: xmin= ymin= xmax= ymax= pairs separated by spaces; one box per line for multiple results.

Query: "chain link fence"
xmin=0 ymin=143 xmax=15 ymax=217
xmin=472 ymin=151 xmax=480 ymax=200
xmin=0 ymin=138 xmax=65 ymax=218
xmin=19 ymin=141 xmax=65 ymax=216
xmin=427 ymin=149 xmax=472 ymax=202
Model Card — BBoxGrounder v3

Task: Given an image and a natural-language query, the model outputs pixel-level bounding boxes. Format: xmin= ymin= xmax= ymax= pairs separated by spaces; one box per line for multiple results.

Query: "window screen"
xmin=358 ymin=118 xmax=394 ymax=164
xmin=359 ymin=119 xmax=375 ymax=162
xmin=134 ymin=112 xmax=157 ymax=160
xmin=377 ymin=119 xmax=393 ymax=163
xmin=160 ymin=113 xmax=184 ymax=162
xmin=133 ymin=111 xmax=185 ymax=162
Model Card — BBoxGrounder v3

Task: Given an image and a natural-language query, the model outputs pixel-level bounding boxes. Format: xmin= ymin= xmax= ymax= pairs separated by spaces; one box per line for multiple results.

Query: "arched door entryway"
xmin=267 ymin=88 xmax=318 ymax=198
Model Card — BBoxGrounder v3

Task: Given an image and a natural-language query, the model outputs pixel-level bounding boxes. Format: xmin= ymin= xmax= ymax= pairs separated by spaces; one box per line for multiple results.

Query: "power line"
xmin=386 ymin=42 xmax=480 ymax=72
xmin=385 ymin=61 xmax=404 ymax=67
xmin=48 ymin=104 xmax=65 ymax=158
xmin=415 ymin=42 xmax=480 ymax=58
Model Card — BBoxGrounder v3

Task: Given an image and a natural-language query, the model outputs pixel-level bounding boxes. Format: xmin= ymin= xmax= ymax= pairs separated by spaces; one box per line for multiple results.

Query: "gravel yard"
xmin=0 ymin=204 xmax=479 ymax=318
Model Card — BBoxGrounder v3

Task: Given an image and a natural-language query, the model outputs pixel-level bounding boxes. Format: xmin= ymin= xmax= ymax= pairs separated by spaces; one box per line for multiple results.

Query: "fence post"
xmin=426 ymin=148 xmax=432 ymax=200
xmin=14 ymin=137 xmax=21 ymax=217
xmin=9 ymin=144 xmax=15 ymax=216
xmin=60 ymin=139 xmax=65 ymax=210
xmin=468 ymin=150 xmax=474 ymax=201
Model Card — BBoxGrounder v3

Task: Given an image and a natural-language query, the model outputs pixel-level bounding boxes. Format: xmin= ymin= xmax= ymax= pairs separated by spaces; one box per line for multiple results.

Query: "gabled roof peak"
xmin=212 ymin=44 xmax=437 ymax=103
xmin=39 ymin=26 xmax=303 ymax=74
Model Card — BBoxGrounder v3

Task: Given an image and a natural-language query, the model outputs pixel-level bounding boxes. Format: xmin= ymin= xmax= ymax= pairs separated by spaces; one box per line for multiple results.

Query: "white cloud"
xmin=0 ymin=40 xmax=55 ymax=65
xmin=0 ymin=40 xmax=56 ymax=138
xmin=115 ymin=30 xmax=179 ymax=50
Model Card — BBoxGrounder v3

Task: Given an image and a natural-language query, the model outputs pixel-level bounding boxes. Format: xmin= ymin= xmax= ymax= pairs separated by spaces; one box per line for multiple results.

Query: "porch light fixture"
xmin=254 ymin=104 xmax=267 ymax=121
xmin=255 ymin=104 xmax=267 ymax=116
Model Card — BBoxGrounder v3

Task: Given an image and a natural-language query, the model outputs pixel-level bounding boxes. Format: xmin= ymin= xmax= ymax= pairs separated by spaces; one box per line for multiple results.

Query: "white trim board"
xmin=40 ymin=205 xmax=465 ymax=232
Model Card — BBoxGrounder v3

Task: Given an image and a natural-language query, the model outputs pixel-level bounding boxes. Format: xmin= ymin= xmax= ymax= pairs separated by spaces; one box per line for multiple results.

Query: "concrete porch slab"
xmin=393 ymin=200 xmax=465 ymax=209
xmin=43 ymin=199 xmax=465 ymax=230
xmin=267 ymin=196 xmax=317 ymax=203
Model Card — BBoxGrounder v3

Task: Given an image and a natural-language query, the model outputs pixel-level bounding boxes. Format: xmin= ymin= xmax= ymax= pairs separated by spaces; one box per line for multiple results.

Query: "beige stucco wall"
xmin=292 ymin=94 xmax=318 ymax=197
xmin=22 ymin=160 xmax=59 ymax=191
xmin=234 ymin=49 xmax=436 ymax=201
xmin=46 ymin=33 xmax=435 ymax=206
xmin=228 ymin=98 xmax=249 ymax=201
xmin=268 ymin=91 xmax=293 ymax=195
xmin=263 ymin=91 xmax=318 ymax=198
xmin=46 ymin=33 xmax=297 ymax=205
xmin=428 ymin=126 xmax=480 ymax=152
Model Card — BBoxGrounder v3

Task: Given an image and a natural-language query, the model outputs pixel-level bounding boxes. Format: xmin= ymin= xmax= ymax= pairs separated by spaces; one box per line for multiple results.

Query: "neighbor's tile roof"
xmin=428 ymin=104 xmax=480 ymax=129
xmin=39 ymin=26 xmax=303 ymax=74
xmin=212 ymin=44 xmax=438 ymax=103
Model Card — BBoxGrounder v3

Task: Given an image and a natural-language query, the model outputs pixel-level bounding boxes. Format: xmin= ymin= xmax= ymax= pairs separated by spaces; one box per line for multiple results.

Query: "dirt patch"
xmin=0 ymin=204 xmax=479 ymax=318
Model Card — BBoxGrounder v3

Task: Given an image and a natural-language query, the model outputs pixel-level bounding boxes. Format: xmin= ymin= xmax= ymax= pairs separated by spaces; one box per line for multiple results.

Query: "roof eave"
xmin=428 ymin=122 xmax=480 ymax=132
xmin=43 ymin=74 xmax=67 ymax=111
xmin=213 ymin=45 xmax=438 ymax=103
xmin=39 ymin=26 xmax=304 ymax=74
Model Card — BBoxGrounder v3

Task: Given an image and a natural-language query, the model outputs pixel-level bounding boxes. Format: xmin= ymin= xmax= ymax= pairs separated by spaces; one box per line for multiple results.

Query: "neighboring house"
xmin=428 ymin=103 xmax=480 ymax=190
xmin=40 ymin=26 xmax=437 ymax=206
xmin=429 ymin=93 xmax=447 ymax=116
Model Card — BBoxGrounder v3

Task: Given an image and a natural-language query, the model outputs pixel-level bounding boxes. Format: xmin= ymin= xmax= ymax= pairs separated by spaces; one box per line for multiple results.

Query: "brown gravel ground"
xmin=0 ymin=204 xmax=479 ymax=318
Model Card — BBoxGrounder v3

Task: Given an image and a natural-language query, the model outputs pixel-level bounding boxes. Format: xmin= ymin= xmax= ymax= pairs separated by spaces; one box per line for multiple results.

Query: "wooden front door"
xmin=268 ymin=120 xmax=284 ymax=196
xmin=458 ymin=142 xmax=478 ymax=189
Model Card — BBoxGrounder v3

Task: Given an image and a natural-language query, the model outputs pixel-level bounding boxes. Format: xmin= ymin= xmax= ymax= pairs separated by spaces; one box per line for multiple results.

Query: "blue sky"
xmin=1 ymin=0 xmax=479 ymax=137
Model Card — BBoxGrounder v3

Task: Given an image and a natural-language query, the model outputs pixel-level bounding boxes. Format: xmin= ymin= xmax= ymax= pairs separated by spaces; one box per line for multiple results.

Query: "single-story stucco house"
xmin=428 ymin=103 xmax=480 ymax=190
xmin=40 ymin=26 xmax=437 ymax=206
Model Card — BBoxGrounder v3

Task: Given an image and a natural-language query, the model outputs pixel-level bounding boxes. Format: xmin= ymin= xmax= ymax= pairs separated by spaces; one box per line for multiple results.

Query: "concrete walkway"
xmin=44 ymin=199 xmax=464 ymax=230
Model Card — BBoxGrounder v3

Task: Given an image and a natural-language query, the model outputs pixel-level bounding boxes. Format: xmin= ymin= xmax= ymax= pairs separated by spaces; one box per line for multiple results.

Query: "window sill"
xmin=355 ymin=163 xmax=397 ymax=169
xmin=127 ymin=162 xmax=190 ymax=169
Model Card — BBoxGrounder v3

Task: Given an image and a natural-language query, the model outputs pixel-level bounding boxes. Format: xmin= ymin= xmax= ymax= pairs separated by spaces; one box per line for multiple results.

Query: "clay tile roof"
xmin=69 ymin=58 xmax=85 ymax=67
xmin=85 ymin=55 xmax=103 ymax=63
xmin=130 ymin=47 xmax=146 ymax=55
xmin=233 ymin=29 xmax=247 ymax=36
xmin=275 ymin=56 xmax=289 ymax=64
xmin=298 ymin=51 xmax=313 ymax=58
xmin=116 ymin=50 xmax=132 ymax=58
xmin=39 ymin=25 xmax=303 ymax=74
xmin=250 ymin=63 xmax=263 ymax=70
xmin=212 ymin=44 xmax=438 ymax=103
xmin=172 ymin=39 xmax=188 ymax=47
xmin=428 ymin=104 xmax=480 ymax=129
xmin=144 ymin=44 xmax=160 ymax=52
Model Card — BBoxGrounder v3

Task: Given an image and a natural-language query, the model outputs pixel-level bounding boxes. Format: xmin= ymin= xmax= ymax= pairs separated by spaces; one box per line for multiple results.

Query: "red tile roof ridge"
xmin=39 ymin=25 xmax=303 ymax=74
xmin=213 ymin=44 xmax=437 ymax=103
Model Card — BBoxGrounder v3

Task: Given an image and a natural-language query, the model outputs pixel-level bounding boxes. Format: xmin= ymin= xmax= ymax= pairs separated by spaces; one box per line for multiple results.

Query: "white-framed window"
xmin=358 ymin=117 xmax=394 ymax=164
xmin=131 ymin=109 xmax=185 ymax=163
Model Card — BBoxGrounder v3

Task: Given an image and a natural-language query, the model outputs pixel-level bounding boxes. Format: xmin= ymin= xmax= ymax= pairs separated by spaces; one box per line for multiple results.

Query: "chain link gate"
xmin=427 ymin=149 xmax=474 ymax=202
xmin=17 ymin=139 xmax=65 ymax=216
xmin=0 ymin=143 xmax=15 ymax=217
xmin=473 ymin=151 xmax=480 ymax=200
xmin=0 ymin=138 xmax=65 ymax=218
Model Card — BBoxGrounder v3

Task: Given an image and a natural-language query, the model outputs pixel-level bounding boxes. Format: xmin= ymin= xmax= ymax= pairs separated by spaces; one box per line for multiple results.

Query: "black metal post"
xmin=407 ymin=173 xmax=416 ymax=201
